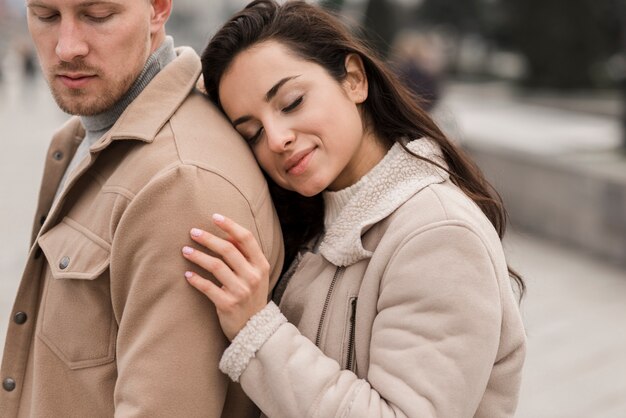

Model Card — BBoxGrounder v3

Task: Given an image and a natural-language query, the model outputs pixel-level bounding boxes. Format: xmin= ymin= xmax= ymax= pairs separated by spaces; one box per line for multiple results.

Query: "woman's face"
xmin=218 ymin=41 xmax=387 ymax=196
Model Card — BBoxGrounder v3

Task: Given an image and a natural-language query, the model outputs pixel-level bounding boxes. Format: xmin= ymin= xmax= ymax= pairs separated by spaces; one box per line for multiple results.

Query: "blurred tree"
xmin=362 ymin=0 xmax=398 ymax=58
xmin=499 ymin=0 xmax=621 ymax=89
xmin=321 ymin=0 xmax=398 ymax=59
xmin=319 ymin=0 xmax=345 ymax=12
xmin=618 ymin=0 xmax=626 ymax=149
xmin=416 ymin=0 xmax=621 ymax=90
xmin=417 ymin=0 xmax=482 ymax=34
xmin=414 ymin=0 xmax=488 ymax=75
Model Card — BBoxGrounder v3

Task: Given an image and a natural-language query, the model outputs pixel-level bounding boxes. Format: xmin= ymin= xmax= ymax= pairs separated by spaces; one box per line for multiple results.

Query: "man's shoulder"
xmin=100 ymin=88 xmax=266 ymax=207
xmin=165 ymin=90 xmax=264 ymax=188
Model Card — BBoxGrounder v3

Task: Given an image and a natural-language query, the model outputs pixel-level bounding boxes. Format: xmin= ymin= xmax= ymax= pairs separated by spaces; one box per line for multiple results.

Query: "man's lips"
xmin=285 ymin=148 xmax=315 ymax=175
xmin=57 ymin=73 xmax=97 ymax=89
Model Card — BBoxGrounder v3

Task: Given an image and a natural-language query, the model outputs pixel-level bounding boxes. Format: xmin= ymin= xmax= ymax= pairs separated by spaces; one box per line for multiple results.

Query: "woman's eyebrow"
xmin=232 ymin=115 xmax=252 ymax=128
xmin=232 ymin=75 xmax=301 ymax=127
xmin=265 ymin=75 xmax=300 ymax=102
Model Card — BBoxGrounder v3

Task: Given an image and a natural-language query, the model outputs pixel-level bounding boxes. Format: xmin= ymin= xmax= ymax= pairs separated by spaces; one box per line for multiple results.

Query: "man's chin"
xmin=53 ymin=92 xmax=116 ymax=116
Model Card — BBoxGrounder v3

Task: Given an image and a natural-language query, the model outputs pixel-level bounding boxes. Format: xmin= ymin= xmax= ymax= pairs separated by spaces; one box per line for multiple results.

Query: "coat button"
xmin=59 ymin=256 xmax=70 ymax=270
xmin=3 ymin=378 xmax=16 ymax=392
xmin=53 ymin=151 xmax=64 ymax=160
xmin=14 ymin=312 xmax=28 ymax=325
xmin=34 ymin=248 xmax=43 ymax=260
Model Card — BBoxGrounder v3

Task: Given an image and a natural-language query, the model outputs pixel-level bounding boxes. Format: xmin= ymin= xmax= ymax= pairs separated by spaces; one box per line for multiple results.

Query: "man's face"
xmin=26 ymin=0 xmax=157 ymax=116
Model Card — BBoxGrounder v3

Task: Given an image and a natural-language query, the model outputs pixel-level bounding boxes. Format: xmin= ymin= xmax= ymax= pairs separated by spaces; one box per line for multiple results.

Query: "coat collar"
xmin=319 ymin=139 xmax=449 ymax=266
xmin=90 ymin=46 xmax=201 ymax=151
xmin=38 ymin=47 xmax=201 ymax=239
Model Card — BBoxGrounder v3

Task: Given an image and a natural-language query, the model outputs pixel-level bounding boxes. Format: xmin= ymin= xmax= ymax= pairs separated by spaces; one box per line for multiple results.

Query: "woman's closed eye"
xmin=282 ymin=96 xmax=303 ymax=113
xmin=247 ymin=127 xmax=264 ymax=145
xmin=244 ymin=96 xmax=303 ymax=145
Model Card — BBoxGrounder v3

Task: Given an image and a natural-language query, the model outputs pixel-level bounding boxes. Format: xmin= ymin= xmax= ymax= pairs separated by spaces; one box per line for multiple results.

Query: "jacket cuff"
xmin=219 ymin=301 xmax=287 ymax=382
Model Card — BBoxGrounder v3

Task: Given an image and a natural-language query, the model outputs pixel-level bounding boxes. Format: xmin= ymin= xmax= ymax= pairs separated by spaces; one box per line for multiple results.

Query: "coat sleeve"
xmin=237 ymin=223 xmax=505 ymax=418
xmin=109 ymin=164 xmax=281 ymax=417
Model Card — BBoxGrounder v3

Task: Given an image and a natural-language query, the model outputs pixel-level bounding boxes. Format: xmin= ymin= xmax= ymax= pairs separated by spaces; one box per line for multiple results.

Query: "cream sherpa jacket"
xmin=220 ymin=139 xmax=526 ymax=418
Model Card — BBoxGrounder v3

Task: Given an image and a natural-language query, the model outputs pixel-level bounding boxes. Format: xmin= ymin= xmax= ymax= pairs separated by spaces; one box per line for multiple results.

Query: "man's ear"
xmin=150 ymin=0 xmax=173 ymax=34
xmin=343 ymin=53 xmax=368 ymax=104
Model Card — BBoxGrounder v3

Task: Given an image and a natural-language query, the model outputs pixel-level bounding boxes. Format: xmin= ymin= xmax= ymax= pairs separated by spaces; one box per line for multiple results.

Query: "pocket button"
xmin=59 ymin=256 xmax=70 ymax=270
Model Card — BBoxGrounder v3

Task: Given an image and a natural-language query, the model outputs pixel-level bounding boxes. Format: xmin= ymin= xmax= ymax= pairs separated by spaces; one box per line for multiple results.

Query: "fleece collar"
xmin=319 ymin=139 xmax=449 ymax=266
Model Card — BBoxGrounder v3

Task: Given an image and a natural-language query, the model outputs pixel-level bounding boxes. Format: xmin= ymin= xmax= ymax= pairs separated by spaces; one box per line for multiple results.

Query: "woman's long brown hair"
xmin=201 ymin=0 xmax=524 ymax=298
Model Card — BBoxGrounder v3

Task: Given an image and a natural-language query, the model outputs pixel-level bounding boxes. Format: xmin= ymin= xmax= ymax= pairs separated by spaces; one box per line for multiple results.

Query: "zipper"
xmin=345 ymin=297 xmax=358 ymax=371
xmin=315 ymin=267 xmax=343 ymax=347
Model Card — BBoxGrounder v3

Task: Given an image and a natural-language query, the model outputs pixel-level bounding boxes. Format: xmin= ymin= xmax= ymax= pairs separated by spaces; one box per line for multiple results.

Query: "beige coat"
xmin=227 ymin=141 xmax=526 ymax=417
xmin=0 ymin=47 xmax=283 ymax=417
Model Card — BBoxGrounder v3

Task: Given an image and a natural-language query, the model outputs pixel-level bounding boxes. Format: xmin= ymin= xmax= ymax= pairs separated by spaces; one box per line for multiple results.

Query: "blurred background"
xmin=1 ymin=0 xmax=625 ymax=416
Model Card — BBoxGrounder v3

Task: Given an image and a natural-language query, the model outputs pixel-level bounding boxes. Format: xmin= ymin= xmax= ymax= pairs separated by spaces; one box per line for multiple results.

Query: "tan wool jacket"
xmin=0 ymin=47 xmax=283 ymax=417
xmin=220 ymin=140 xmax=526 ymax=417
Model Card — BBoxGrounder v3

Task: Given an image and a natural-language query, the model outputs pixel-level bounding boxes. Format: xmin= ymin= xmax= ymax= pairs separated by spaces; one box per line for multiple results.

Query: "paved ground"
xmin=505 ymin=232 xmax=626 ymax=418
xmin=1 ymin=67 xmax=625 ymax=417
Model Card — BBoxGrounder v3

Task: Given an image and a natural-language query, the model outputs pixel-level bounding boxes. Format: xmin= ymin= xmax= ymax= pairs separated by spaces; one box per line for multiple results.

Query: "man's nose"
xmin=55 ymin=20 xmax=88 ymax=62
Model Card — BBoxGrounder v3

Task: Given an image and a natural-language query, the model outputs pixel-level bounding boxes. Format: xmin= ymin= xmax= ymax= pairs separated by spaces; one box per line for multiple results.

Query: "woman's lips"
xmin=286 ymin=148 xmax=315 ymax=176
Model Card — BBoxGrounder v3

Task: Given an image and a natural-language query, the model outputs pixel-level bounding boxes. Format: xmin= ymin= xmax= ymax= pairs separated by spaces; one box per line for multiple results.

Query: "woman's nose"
xmin=265 ymin=121 xmax=295 ymax=153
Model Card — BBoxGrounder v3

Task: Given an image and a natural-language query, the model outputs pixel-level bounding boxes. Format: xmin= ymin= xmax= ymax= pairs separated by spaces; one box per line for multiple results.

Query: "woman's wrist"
xmin=219 ymin=301 xmax=287 ymax=382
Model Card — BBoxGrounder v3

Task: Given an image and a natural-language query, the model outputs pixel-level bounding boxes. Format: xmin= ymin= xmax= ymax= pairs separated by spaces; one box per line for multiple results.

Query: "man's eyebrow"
xmin=77 ymin=1 xmax=121 ymax=7
xmin=28 ymin=1 xmax=120 ymax=7
xmin=232 ymin=75 xmax=301 ymax=128
xmin=26 ymin=1 xmax=50 ymax=7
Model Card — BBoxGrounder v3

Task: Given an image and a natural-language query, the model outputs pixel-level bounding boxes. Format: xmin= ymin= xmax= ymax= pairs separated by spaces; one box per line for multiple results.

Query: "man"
xmin=0 ymin=0 xmax=283 ymax=416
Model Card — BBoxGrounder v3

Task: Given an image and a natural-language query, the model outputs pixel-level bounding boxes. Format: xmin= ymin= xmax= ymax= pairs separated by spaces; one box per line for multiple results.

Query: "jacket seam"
xmin=423 ymin=184 xmax=450 ymax=220
xmin=170 ymin=132 xmax=270 ymax=256
xmin=101 ymin=185 xmax=136 ymax=201
xmin=385 ymin=220 xmax=507 ymax=356
xmin=88 ymin=161 xmax=264 ymax=256
xmin=338 ymin=380 xmax=367 ymax=418
xmin=167 ymin=97 xmax=272 ymax=256
xmin=381 ymin=221 xmax=503 ymax=306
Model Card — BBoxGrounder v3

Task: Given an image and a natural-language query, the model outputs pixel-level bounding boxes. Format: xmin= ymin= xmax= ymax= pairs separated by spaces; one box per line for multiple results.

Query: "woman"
xmin=181 ymin=1 xmax=526 ymax=416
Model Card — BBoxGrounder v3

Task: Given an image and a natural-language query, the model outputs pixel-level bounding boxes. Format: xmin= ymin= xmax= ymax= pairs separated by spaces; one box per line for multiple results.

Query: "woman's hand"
xmin=182 ymin=214 xmax=271 ymax=341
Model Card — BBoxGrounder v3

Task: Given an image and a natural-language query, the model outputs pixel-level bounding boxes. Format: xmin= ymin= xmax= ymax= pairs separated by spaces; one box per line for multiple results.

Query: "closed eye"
xmin=246 ymin=127 xmax=264 ymax=146
xmin=282 ymin=96 xmax=303 ymax=113
xmin=85 ymin=14 xmax=114 ymax=23
xmin=36 ymin=13 xmax=59 ymax=22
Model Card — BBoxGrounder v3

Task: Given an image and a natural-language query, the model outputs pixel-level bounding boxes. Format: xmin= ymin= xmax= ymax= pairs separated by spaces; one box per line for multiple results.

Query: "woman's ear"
xmin=343 ymin=53 xmax=368 ymax=104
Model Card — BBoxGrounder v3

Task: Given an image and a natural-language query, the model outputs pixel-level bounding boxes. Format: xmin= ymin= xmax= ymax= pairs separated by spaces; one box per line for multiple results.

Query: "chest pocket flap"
xmin=36 ymin=217 xmax=115 ymax=369
xmin=38 ymin=217 xmax=110 ymax=280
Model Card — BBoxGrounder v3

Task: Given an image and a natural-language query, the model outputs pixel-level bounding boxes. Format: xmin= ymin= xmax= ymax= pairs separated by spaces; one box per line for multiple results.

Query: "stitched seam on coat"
xmin=379 ymin=222 xmax=504 ymax=333
xmin=338 ymin=380 xmax=367 ymax=418
xmin=101 ymin=185 xmax=136 ymax=201
xmin=423 ymin=185 xmax=450 ymax=220
xmin=167 ymin=119 xmax=271 ymax=257
xmin=381 ymin=221 xmax=498 ymax=286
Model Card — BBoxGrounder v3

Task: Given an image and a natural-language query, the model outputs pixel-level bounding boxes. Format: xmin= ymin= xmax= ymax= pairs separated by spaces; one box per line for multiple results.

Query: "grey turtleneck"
xmin=53 ymin=36 xmax=177 ymax=204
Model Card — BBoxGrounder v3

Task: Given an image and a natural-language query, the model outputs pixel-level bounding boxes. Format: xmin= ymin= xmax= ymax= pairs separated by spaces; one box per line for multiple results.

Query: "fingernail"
xmin=191 ymin=228 xmax=202 ymax=237
xmin=213 ymin=213 xmax=225 ymax=223
xmin=184 ymin=271 xmax=193 ymax=279
xmin=182 ymin=246 xmax=194 ymax=255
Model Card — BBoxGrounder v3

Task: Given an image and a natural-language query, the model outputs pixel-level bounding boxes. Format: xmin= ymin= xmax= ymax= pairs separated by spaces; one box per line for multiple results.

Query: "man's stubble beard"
xmin=48 ymin=67 xmax=140 ymax=117
xmin=50 ymin=70 xmax=136 ymax=116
